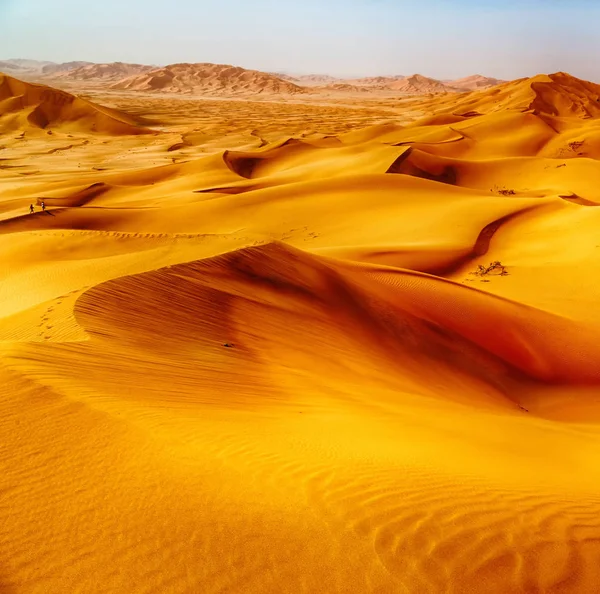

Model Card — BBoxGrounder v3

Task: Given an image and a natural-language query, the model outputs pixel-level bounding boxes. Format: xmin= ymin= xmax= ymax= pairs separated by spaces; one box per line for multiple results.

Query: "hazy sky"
xmin=2 ymin=0 xmax=600 ymax=80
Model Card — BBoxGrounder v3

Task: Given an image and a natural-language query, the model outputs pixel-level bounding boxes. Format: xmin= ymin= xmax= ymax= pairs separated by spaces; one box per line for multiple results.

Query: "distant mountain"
xmin=111 ymin=63 xmax=306 ymax=95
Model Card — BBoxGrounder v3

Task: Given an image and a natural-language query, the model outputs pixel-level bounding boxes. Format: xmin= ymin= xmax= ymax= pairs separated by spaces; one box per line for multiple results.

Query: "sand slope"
xmin=0 ymin=73 xmax=154 ymax=135
xmin=446 ymin=74 xmax=505 ymax=90
xmin=111 ymin=63 xmax=305 ymax=95
xmin=48 ymin=62 xmax=154 ymax=82
xmin=387 ymin=73 xmax=454 ymax=93
xmin=423 ymin=72 xmax=600 ymax=118
xmin=2 ymin=71 xmax=600 ymax=593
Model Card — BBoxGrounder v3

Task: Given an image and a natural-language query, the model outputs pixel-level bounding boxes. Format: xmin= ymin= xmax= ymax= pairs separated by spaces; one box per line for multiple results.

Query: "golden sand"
xmin=2 ymin=71 xmax=600 ymax=593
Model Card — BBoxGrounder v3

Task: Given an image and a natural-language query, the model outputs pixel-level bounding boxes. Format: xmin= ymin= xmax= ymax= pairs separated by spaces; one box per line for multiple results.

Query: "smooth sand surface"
xmin=2 ymin=72 xmax=600 ymax=593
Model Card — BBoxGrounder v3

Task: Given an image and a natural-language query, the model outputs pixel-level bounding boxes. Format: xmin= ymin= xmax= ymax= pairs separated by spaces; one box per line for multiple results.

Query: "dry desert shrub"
xmin=491 ymin=184 xmax=516 ymax=196
xmin=470 ymin=261 xmax=508 ymax=277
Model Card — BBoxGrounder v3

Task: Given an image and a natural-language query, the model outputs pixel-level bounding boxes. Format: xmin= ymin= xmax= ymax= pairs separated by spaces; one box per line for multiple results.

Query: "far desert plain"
xmin=2 ymin=59 xmax=600 ymax=593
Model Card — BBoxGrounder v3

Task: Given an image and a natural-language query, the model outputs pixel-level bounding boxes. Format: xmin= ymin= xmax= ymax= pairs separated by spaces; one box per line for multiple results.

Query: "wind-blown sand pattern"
xmin=2 ymin=70 xmax=600 ymax=594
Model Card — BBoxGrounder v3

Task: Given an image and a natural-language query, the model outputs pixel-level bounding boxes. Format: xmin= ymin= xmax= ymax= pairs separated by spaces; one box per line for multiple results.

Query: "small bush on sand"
xmin=470 ymin=261 xmax=508 ymax=277
xmin=491 ymin=184 xmax=516 ymax=196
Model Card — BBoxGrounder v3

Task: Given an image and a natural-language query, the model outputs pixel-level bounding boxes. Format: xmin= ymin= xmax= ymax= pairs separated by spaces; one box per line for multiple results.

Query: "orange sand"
xmin=2 ymin=72 xmax=600 ymax=594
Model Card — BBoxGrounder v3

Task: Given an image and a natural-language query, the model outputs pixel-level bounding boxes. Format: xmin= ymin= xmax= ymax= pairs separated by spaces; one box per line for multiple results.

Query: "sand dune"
xmin=385 ymin=73 xmax=454 ymax=94
xmin=0 ymin=73 xmax=154 ymax=134
xmin=423 ymin=72 xmax=600 ymax=118
xmin=277 ymin=73 xmax=494 ymax=94
xmin=346 ymin=75 xmax=407 ymax=86
xmin=4 ymin=58 xmax=506 ymax=97
xmin=275 ymin=73 xmax=341 ymax=86
xmin=0 ymin=59 xmax=93 ymax=81
xmin=0 ymin=59 xmax=56 ymax=77
xmin=47 ymin=62 xmax=154 ymax=82
xmin=40 ymin=61 xmax=94 ymax=75
xmin=3 ymin=70 xmax=600 ymax=593
xmin=445 ymin=74 xmax=505 ymax=90
xmin=111 ymin=62 xmax=306 ymax=95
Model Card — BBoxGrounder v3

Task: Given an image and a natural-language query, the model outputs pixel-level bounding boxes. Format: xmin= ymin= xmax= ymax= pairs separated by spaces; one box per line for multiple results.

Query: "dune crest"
xmin=387 ymin=73 xmax=453 ymax=93
xmin=3 ymin=66 xmax=600 ymax=594
xmin=0 ymin=73 xmax=154 ymax=134
xmin=426 ymin=71 xmax=600 ymax=118
xmin=111 ymin=62 xmax=306 ymax=95
xmin=48 ymin=61 xmax=154 ymax=82
xmin=446 ymin=74 xmax=505 ymax=90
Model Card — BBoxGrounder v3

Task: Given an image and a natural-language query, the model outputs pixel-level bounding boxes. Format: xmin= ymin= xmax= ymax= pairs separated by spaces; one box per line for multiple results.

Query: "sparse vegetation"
xmin=470 ymin=261 xmax=509 ymax=277
xmin=557 ymin=140 xmax=586 ymax=157
xmin=491 ymin=184 xmax=516 ymax=196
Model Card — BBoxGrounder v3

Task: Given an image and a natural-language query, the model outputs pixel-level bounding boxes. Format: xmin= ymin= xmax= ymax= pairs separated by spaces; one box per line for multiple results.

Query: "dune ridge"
xmin=0 ymin=73 xmax=154 ymax=134
xmin=3 ymin=56 xmax=510 ymax=97
xmin=424 ymin=72 xmax=600 ymax=118
xmin=446 ymin=74 xmax=505 ymax=90
xmin=2 ymin=68 xmax=600 ymax=594
xmin=49 ymin=62 xmax=155 ymax=82
xmin=111 ymin=62 xmax=306 ymax=95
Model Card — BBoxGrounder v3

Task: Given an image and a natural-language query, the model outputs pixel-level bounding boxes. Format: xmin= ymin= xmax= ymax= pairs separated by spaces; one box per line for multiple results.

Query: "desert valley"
xmin=2 ymin=56 xmax=600 ymax=593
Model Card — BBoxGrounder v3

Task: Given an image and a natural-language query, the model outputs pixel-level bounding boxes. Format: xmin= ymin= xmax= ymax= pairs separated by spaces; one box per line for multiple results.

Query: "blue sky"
xmin=2 ymin=0 xmax=600 ymax=80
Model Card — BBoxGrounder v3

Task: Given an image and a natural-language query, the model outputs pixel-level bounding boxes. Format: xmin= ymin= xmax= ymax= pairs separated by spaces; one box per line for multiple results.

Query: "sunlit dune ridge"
xmin=0 ymin=73 xmax=153 ymax=134
xmin=2 ymin=71 xmax=600 ymax=594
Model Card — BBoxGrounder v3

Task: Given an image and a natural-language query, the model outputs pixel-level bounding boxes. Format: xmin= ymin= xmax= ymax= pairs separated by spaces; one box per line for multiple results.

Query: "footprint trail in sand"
xmin=2 ymin=71 xmax=600 ymax=593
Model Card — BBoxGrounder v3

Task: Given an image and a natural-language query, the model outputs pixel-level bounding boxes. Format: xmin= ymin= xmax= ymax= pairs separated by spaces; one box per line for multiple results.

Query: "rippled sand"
xmin=2 ymin=72 xmax=600 ymax=593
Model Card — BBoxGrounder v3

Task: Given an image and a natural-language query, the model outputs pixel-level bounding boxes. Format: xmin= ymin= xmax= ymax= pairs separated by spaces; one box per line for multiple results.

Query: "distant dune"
xmin=311 ymin=83 xmax=372 ymax=93
xmin=4 ymin=65 xmax=600 ymax=594
xmin=42 ymin=62 xmax=136 ymax=79
xmin=0 ymin=60 xmax=25 ymax=72
xmin=387 ymin=73 xmax=453 ymax=94
xmin=446 ymin=74 xmax=505 ymax=91
xmin=41 ymin=61 xmax=94 ymax=75
xmin=0 ymin=73 xmax=153 ymax=134
xmin=274 ymin=73 xmax=340 ymax=87
xmin=345 ymin=75 xmax=406 ymax=87
xmin=111 ymin=63 xmax=305 ymax=95
xmin=0 ymin=59 xmax=56 ymax=77
xmin=2 ymin=58 xmax=509 ymax=96
xmin=428 ymin=71 xmax=600 ymax=118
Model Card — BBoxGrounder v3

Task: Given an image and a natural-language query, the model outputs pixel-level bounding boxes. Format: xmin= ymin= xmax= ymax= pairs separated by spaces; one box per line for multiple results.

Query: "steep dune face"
xmin=4 ymin=72 xmax=600 ymax=593
xmin=427 ymin=71 xmax=600 ymax=117
xmin=111 ymin=62 xmax=305 ymax=95
xmin=0 ymin=73 xmax=154 ymax=134
xmin=530 ymin=72 xmax=600 ymax=117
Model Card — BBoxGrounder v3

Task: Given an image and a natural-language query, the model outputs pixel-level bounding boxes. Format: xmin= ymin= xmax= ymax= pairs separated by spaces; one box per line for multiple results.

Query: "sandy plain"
xmin=2 ymin=71 xmax=600 ymax=594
